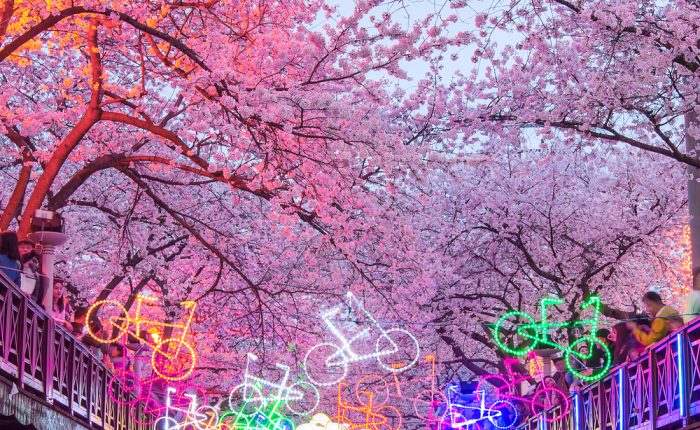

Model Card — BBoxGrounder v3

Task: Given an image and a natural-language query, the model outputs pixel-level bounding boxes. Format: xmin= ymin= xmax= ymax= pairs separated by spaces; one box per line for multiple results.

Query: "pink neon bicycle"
xmin=476 ymin=358 xmax=569 ymax=422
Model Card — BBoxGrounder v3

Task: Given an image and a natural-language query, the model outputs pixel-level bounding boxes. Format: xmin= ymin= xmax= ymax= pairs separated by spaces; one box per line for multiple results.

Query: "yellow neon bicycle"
xmin=87 ymin=294 xmax=197 ymax=381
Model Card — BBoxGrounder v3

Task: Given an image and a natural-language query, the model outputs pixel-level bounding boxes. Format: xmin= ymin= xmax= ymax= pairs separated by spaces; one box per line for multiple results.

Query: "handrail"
xmin=517 ymin=317 xmax=700 ymax=430
xmin=0 ymin=270 xmax=150 ymax=430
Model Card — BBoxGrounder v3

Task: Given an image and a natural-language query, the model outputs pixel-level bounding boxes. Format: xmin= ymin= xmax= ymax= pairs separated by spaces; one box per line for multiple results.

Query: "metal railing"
xmin=518 ymin=318 xmax=700 ymax=430
xmin=0 ymin=270 xmax=150 ymax=430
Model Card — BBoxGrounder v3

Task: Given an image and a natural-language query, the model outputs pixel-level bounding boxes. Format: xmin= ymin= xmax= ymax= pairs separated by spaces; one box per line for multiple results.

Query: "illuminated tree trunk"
xmin=687 ymin=108 xmax=700 ymax=290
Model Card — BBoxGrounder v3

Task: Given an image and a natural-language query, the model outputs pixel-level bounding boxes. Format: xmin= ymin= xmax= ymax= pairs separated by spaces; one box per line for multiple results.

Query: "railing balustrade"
xmin=0 ymin=271 xmax=150 ymax=430
xmin=519 ymin=319 xmax=700 ymax=430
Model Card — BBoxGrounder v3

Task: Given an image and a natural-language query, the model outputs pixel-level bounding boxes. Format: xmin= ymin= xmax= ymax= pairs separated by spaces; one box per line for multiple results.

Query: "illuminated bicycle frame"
xmin=476 ymin=358 xmax=569 ymax=423
xmin=86 ymin=294 xmax=197 ymax=381
xmin=354 ymin=355 xmax=448 ymax=423
xmin=221 ymin=394 xmax=294 ymax=430
xmin=304 ymin=291 xmax=420 ymax=386
xmin=493 ymin=296 xmax=611 ymax=382
xmin=156 ymin=387 xmax=228 ymax=430
xmin=438 ymin=386 xmax=517 ymax=430
xmin=330 ymin=382 xmax=402 ymax=430
xmin=229 ymin=353 xmax=319 ymax=416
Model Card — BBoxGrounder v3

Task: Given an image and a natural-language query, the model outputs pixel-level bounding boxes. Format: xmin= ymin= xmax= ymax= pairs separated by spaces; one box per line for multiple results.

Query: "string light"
xmin=304 ymin=291 xmax=420 ymax=386
xmin=477 ymin=358 xmax=569 ymax=423
xmin=492 ymin=295 xmax=611 ymax=382
xmin=222 ymin=396 xmax=295 ymax=430
xmin=332 ymin=381 xmax=403 ymax=430
xmin=527 ymin=352 xmax=544 ymax=379
xmin=86 ymin=294 xmax=198 ymax=382
xmin=228 ymin=353 xmax=319 ymax=416
xmin=441 ymin=386 xmax=519 ymax=429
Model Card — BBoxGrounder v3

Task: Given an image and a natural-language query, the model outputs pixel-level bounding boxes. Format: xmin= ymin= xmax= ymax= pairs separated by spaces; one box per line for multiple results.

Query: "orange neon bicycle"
xmin=353 ymin=355 xmax=448 ymax=423
xmin=326 ymin=382 xmax=402 ymax=430
xmin=87 ymin=294 xmax=197 ymax=381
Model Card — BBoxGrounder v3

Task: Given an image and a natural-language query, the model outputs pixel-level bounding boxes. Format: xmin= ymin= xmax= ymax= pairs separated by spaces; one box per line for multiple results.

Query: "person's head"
xmin=542 ymin=375 xmax=556 ymax=388
xmin=53 ymin=278 xmax=64 ymax=299
xmin=576 ymin=342 xmax=589 ymax=357
xmin=642 ymin=291 xmax=664 ymax=315
xmin=18 ymin=239 xmax=34 ymax=256
xmin=596 ymin=328 xmax=611 ymax=346
xmin=53 ymin=278 xmax=68 ymax=312
xmin=0 ymin=231 xmax=20 ymax=261
xmin=553 ymin=357 xmax=566 ymax=372
xmin=109 ymin=345 xmax=124 ymax=358
xmin=73 ymin=306 xmax=88 ymax=324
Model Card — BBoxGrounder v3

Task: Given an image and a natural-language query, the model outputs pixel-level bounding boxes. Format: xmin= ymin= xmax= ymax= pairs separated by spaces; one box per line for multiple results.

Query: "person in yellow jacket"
xmin=627 ymin=291 xmax=682 ymax=347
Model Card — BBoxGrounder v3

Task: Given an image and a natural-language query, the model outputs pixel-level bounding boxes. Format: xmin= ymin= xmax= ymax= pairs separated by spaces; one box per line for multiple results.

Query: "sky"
xmin=317 ymin=0 xmax=484 ymax=90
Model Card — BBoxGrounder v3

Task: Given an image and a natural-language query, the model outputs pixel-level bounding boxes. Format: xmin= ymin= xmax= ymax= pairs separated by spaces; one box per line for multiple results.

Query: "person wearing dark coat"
xmin=0 ymin=231 xmax=22 ymax=286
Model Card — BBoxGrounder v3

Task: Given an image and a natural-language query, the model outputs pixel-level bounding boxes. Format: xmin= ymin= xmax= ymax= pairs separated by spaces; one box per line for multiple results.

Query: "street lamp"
xmin=27 ymin=210 xmax=68 ymax=315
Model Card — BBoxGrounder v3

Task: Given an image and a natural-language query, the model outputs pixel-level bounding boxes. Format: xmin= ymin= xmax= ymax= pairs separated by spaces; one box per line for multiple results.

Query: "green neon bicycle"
xmin=493 ymin=296 xmax=611 ymax=382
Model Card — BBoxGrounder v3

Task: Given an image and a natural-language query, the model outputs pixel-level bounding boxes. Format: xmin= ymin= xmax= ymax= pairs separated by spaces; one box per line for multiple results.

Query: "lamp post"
xmin=26 ymin=210 xmax=68 ymax=315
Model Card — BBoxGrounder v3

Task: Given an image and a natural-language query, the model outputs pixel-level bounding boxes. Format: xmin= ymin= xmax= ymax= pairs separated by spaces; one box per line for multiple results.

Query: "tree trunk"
xmin=0 ymin=0 xmax=13 ymax=43
xmin=686 ymin=108 xmax=700 ymax=290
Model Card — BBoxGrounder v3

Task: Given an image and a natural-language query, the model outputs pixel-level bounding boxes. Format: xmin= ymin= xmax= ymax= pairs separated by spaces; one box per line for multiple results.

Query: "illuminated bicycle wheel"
xmin=376 ymin=405 xmax=402 ymax=430
xmin=565 ymin=336 xmax=611 ymax=382
xmin=443 ymin=409 xmax=469 ymax=430
xmin=376 ymin=328 xmax=420 ymax=372
xmin=86 ymin=300 xmax=129 ymax=343
xmin=154 ymin=416 xmax=178 ymax=430
xmin=493 ymin=311 xmax=537 ymax=357
xmin=355 ymin=374 xmax=390 ymax=406
xmin=193 ymin=405 xmax=220 ymax=430
xmin=488 ymin=400 xmax=519 ymax=429
xmin=286 ymin=381 xmax=320 ymax=416
xmin=131 ymin=395 xmax=163 ymax=426
xmin=151 ymin=339 xmax=196 ymax=381
xmin=413 ymin=389 xmax=448 ymax=420
xmin=530 ymin=387 xmax=569 ymax=422
xmin=229 ymin=383 xmax=265 ymax=417
xmin=304 ymin=342 xmax=348 ymax=386
xmin=476 ymin=374 xmax=512 ymax=402
xmin=108 ymin=368 xmax=142 ymax=406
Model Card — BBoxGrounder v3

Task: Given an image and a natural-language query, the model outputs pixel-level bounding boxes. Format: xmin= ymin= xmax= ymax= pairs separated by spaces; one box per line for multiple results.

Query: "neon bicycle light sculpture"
xmin=327 ymin=381 xmax=402 ymax=430
xmin=436 ymin=384 xmax=518 ymax=430
xmin=492 ymin=295 xmax=612 ymax=382
xmin=304 ymin=291 xmax=420 ymax=385
xmin=228 ymin=353 xmax=319 ymax=416
xmin=353 ymin=355 xmax=448 ymax=423
xmin=221 ymin=391 xmax=294 ymax=430
xmin=107 ymin=353 xmax=202 ymax=427
xmin=87 ymin=294 xmax=197 ymax=381
xmin=476 ymin=358 xmax=569 ymax=423
xmin=156 ymin=386 xmax=230 ymax=430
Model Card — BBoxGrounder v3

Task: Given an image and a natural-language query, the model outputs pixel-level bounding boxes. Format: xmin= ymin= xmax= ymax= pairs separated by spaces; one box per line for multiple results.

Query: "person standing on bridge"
xmin=627 ymin=291 xmax=681 ymax=347
xmin=0 ymin=231 xmax=21 ymax=286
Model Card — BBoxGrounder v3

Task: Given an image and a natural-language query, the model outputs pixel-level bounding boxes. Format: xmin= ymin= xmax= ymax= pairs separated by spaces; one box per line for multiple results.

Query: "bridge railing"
xmin=0 ymin=270 xmax=151 ymax=430
xmin=518 ymin=317 xmax=700 ymax=430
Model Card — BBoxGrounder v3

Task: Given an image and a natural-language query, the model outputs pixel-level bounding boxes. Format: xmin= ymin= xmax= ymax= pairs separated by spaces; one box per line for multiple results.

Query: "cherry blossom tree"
xmin=442 ymin=0 xmax=700 ymax=278
xmin=0 ymin=0 xmax=694 ymax=417
xmin=0 ymin=0 xmax=455 ymax=391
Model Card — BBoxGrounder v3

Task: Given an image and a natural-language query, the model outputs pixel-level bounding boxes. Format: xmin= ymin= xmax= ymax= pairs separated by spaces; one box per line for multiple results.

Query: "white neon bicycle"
xmin=155 ymin=387 xmax=224 ymax=430
xmin=303 ymin=291 xmax=420 ymax=386
xmin=229 ymin=353 xmax=320 ymax=416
